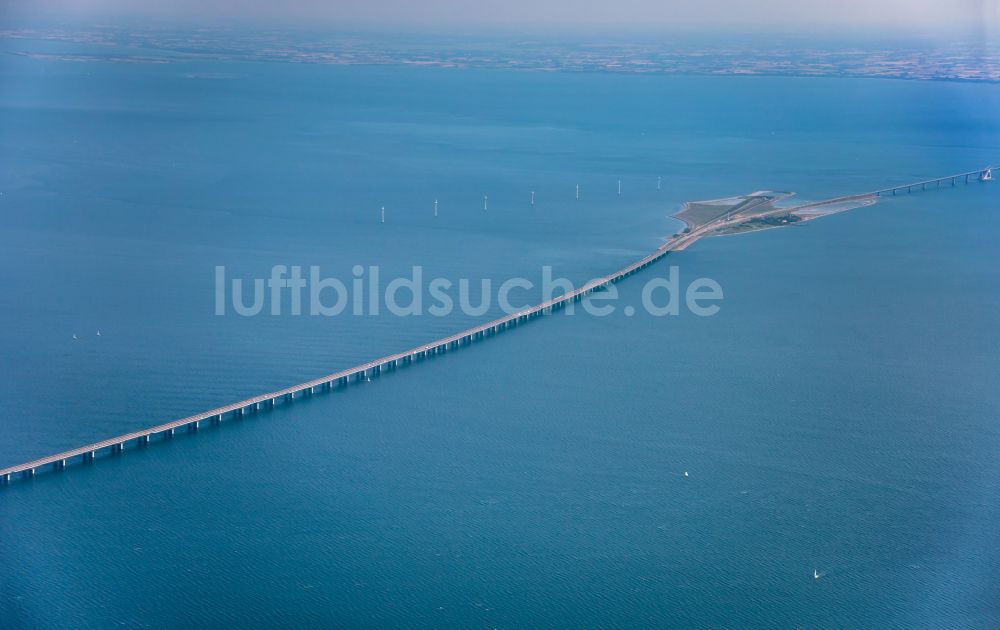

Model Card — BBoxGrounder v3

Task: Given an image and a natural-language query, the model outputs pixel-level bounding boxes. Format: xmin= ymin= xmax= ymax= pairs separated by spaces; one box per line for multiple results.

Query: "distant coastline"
xmin=3 ymin=27 xmax=1000 ymax=84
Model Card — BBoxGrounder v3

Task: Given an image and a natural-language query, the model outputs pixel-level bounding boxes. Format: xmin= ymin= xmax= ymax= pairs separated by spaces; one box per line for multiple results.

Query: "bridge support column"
xmin=23 ymin=468 xmax=35 ymax=479
xmin=138 ymin=436 xmax=148 ymax=446
xmin=112 ymin=443 xmax=123 ymax=454
xmin=1 ymin=473 xmax=10 ymax=484
xmin=83 ymin=451 xmax=95 ymax=462
xmin=53 ymin=459 xmax=66 ymax=471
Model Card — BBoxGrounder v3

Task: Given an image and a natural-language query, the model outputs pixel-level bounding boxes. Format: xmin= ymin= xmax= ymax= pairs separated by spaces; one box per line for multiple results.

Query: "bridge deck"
xmin=1 ymin=229 xmax=699 ymax=479
xmin=873 ymin=168 xmax=990 ymax=195
xmin=2 ymin=167 xmax=992 ymax=482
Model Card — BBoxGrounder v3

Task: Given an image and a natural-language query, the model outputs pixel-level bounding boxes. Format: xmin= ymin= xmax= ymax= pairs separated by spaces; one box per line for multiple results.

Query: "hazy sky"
xmin=6 ymin=0 xmax=1000 ymax=34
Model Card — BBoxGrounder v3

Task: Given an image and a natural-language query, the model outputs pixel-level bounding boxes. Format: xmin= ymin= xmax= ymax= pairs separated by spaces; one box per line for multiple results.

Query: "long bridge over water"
xmin=2 ymin=167 xmax=993 ymax=485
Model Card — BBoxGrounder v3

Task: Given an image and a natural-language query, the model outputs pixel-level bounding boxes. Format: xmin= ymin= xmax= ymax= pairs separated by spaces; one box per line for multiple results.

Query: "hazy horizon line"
xmin=3 ymin=15 xmax=998 ymax=46
xmin=3 ymin=0 xmax=999 ymax=43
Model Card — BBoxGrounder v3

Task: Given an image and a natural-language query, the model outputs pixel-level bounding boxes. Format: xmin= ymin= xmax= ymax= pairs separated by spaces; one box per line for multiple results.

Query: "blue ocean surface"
xmin=0 ymin=35 xmax=998 ymax=628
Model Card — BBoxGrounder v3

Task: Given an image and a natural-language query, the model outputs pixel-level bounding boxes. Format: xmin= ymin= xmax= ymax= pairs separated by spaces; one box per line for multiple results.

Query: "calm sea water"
xmin=1 ymin=35 xmax=998 ymax=628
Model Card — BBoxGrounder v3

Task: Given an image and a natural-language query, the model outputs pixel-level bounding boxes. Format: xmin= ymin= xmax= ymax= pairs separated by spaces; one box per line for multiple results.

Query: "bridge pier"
xmin=23 ymin=468 xmax=35 ymax=479
xmin=83 ymin=450 xmax=95 ymax=462
xmin=111 ymin=443 xmax=123 ymax=454
xmin=1 ymin=473 xmax=10 ymax=484
xmin=53 ymin=459 xmax=66 ymax=471
xmin=138 ymin=435 xmax=149 ymax=446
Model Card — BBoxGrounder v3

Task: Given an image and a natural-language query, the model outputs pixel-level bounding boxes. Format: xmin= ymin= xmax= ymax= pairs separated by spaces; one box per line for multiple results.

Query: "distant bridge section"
xmin=874 ymin=167 xmax=992 ymax=196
